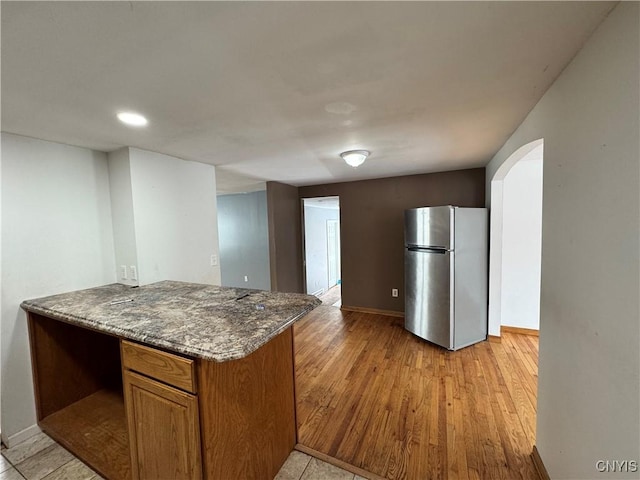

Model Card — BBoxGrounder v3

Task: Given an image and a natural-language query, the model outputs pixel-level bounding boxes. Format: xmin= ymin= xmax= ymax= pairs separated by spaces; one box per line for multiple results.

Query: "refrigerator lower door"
xmin=404 ymin=248 xmax=452 ymax=349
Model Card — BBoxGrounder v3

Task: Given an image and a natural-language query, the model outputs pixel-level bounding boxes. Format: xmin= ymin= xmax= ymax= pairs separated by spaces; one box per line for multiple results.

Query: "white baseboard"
xmin=1 ymin=424 xmax=41 ymax=448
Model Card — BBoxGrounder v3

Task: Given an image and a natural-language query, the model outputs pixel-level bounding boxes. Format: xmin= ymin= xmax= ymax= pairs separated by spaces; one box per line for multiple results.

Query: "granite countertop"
xmin=21 ymin=280 xmax=321 ymax=362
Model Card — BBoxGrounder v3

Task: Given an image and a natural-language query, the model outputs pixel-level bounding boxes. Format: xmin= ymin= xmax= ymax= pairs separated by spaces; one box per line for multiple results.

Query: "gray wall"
xmin=303 ymin=204 xmax=340 ymax=295
xmin=486 ymin=3 xmax=639 ymax=478
xmin=217 ymin=191 xmax=271 ymax=291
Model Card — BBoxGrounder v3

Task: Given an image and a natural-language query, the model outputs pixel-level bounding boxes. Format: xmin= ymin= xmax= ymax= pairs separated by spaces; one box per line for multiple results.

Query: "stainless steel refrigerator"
xmin=404 ymin=206 xmax=488 ymax=350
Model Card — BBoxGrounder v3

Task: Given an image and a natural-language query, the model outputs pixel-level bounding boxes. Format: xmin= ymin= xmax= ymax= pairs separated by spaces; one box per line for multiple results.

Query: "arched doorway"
xmin=488 ymin=139 xmax=544 ymax=336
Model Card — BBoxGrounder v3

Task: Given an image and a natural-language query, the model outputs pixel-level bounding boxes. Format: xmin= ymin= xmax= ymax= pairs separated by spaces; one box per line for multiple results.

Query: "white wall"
xmin=107 ymin=148 xmax=139 ymax=286
xmin=107 ymin=147 xmax=221 ymax=287
xmin=128 ymin=148 xmax=221 ymax=286
xmin=0 ymin=133 xmax=116 ymax=445
xmin=500 ymin=152 xmax=543 ymax=330
xmin=486 ymin=3 xmax=639 ymax=478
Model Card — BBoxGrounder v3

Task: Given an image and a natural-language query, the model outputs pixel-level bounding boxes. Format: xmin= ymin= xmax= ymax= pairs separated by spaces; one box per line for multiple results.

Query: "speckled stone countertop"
xmin=21 ymin=280 xmax=321 ymax=362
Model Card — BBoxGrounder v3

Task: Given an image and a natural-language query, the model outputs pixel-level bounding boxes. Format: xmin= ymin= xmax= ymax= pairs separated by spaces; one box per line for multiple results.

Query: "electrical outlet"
xmin=244 ymin=275 xmax=249 ymax=282
xmin=210 ymin=254 xmax=218 ymax=266
xmin=130 ymin=266 xmax=137 ymax=281
xmin=120 ymin=265 xmax=128 ymax=280
xmin=392 ymin=288 xmax=399 ymax=297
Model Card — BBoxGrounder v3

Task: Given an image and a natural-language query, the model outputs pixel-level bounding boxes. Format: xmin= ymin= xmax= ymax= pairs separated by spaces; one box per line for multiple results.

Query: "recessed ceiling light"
xmin=117 ymin=111 xmax=148 ymax=127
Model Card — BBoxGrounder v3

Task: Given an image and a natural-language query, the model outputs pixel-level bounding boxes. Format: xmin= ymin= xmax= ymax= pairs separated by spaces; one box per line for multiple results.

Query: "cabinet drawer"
xmin=121 ymin=340 xmax=196 ymax=393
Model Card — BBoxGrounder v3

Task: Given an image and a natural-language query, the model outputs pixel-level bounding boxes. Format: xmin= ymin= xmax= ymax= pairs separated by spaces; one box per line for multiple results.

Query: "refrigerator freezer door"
xmin=404 ymin=248 xmax=452 ymax=349
xmin=404 ymin=206 xmax=453 ymax=249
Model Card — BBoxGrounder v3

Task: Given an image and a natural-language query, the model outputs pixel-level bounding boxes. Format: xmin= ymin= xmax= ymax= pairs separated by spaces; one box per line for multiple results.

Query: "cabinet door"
xmin=123 ymin=370 xmax=202 ymax=480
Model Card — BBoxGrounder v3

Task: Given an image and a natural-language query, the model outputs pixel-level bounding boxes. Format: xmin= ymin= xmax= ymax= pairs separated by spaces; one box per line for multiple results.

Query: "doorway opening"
xmin=302 ymin=197 xmax=341 ymax=307
xmin=489 ymin=139 xmax=544 ymax=337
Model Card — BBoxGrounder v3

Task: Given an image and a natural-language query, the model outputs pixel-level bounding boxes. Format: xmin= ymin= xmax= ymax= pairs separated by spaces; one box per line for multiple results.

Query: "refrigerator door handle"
xmin=407 ymin=246 xmax=449 ymax=254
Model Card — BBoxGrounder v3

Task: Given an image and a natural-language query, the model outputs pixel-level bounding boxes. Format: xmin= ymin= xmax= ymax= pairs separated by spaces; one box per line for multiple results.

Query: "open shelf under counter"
xmin=40 ymin=388 xmax=131 ymax=480
xmin=27 ymin=311 xmax=132 ymax=479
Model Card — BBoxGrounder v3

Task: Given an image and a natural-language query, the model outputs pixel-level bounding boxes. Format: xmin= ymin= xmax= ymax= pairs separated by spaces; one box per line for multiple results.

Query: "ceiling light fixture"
xmin=117 ymin=111 xmax=148 ymax=127
xmin=340 ymin=149 xmax=369 ymax=168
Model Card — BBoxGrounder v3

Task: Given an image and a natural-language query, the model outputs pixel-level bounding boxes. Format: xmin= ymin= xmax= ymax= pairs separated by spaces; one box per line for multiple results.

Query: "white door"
xmin=327 ymin=220 xmax=340 ymax=288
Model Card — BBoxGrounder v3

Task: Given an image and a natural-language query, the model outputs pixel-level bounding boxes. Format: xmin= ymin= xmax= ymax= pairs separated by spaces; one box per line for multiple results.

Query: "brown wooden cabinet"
xmin=26 ymin=311 xmax=297 ymax=480
xmin=121 ymin=339 xmax=202 ymax=480
xmin=123 ymin=370 xmax=202 ymax=480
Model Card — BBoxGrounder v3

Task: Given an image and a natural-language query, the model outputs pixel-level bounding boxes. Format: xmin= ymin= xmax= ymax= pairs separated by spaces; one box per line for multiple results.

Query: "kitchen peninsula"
xmin=21 ymin=281 xmax=321 ymax=480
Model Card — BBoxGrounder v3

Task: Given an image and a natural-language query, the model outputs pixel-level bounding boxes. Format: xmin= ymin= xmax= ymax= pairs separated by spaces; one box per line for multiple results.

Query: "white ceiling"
xmin=1 ymin=2 xmax=615 ymax=193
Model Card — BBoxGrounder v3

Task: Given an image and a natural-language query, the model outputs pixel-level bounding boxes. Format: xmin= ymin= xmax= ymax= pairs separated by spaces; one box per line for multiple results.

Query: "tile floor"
xmin=274 ymin=451 xmax=365 ymax=480
xmin=1 ymin=433 xmax=101 ymax=480
xmin=1 ymin=433 xmax=362 ymax=480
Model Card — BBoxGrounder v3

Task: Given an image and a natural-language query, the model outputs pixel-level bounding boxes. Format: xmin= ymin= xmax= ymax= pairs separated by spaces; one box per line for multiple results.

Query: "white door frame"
xmin=326 ymin=219 xmax=340 ymax=288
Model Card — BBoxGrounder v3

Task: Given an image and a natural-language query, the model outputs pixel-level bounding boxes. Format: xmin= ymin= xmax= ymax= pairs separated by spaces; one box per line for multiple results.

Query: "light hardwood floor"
xmin=318 ymin=285 xmax=342 ymax=307
xmin=294 ymin=306 xmax=540 ymax=480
